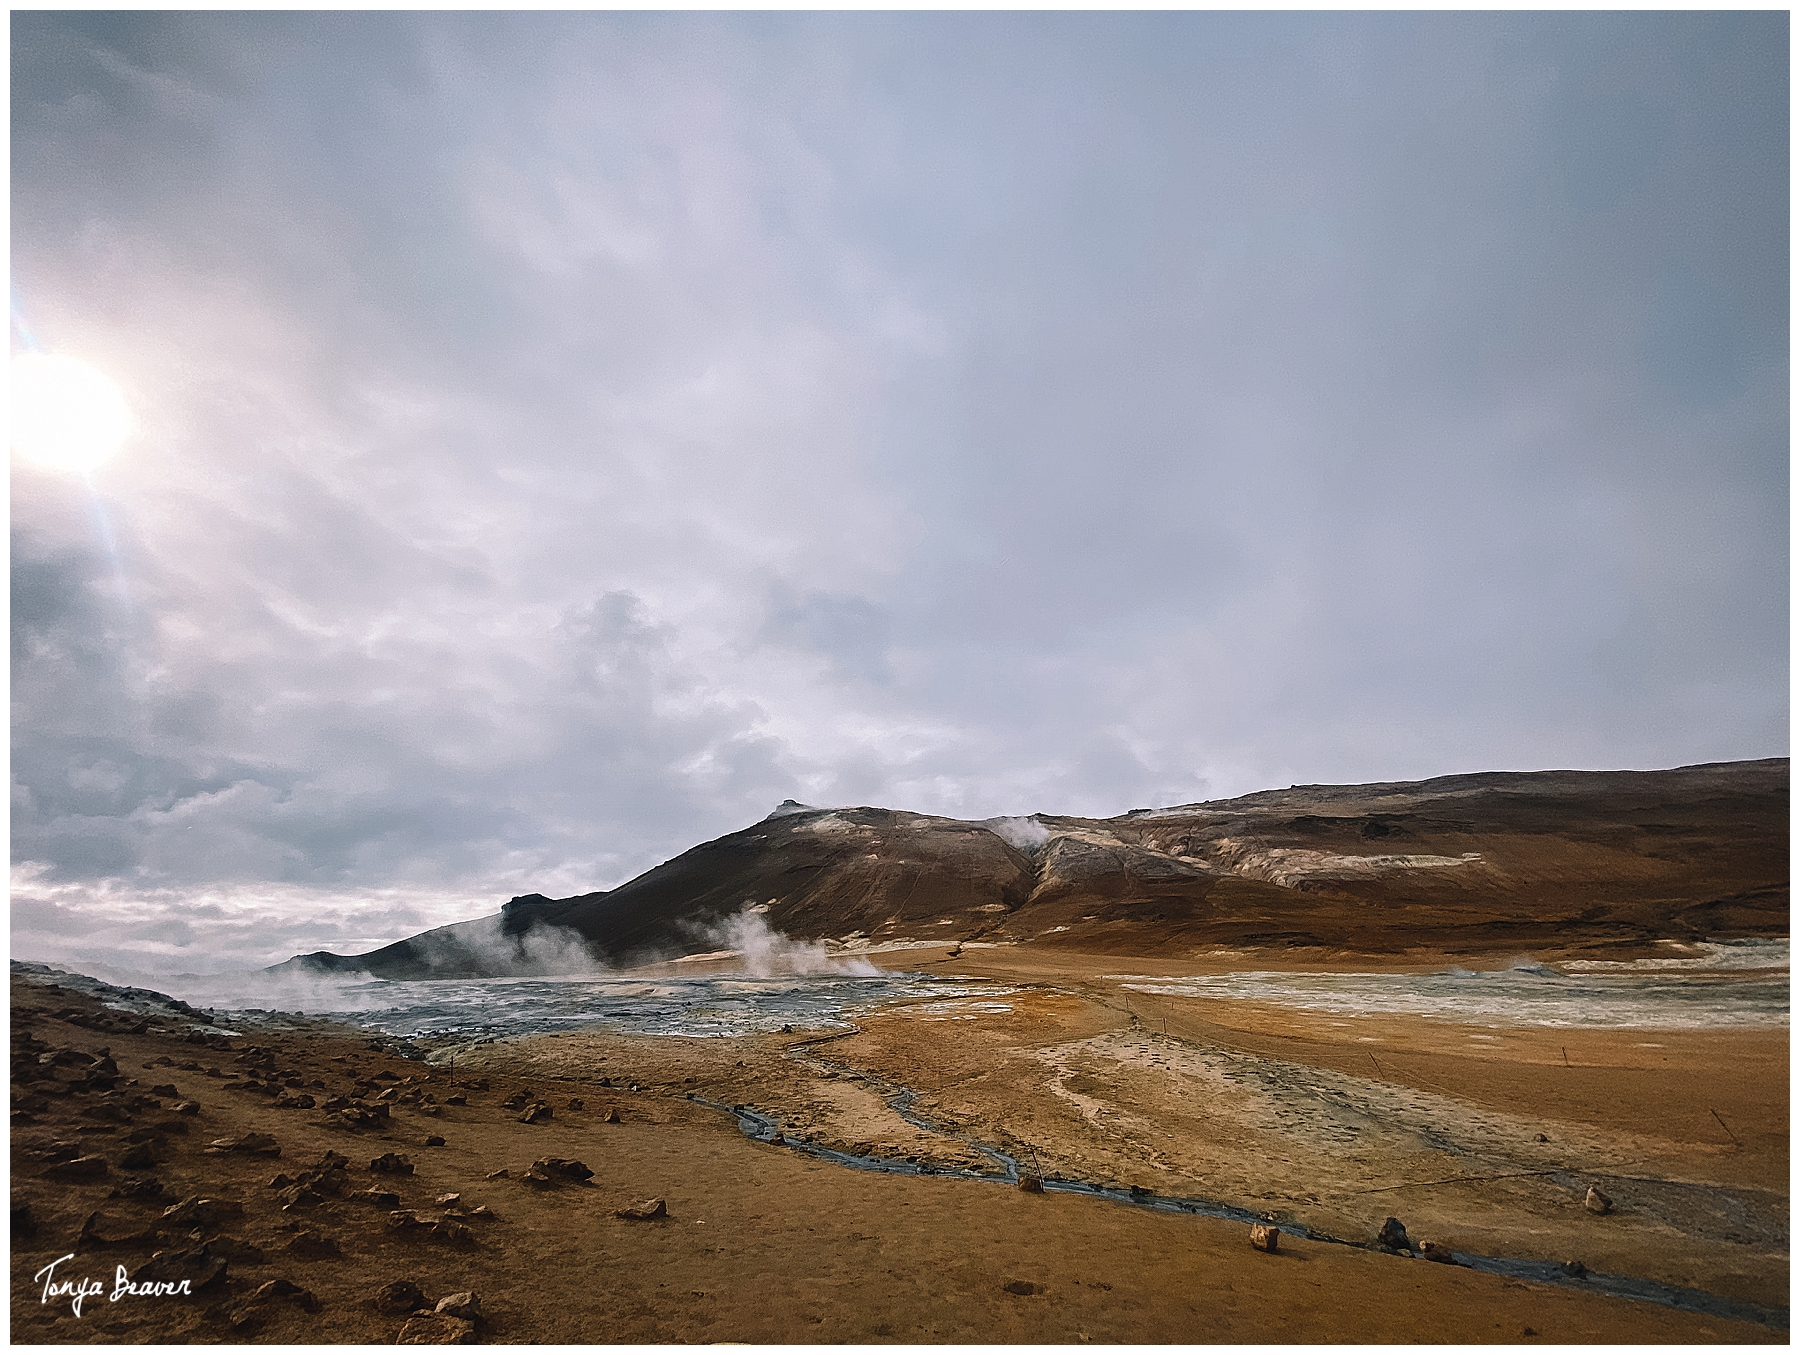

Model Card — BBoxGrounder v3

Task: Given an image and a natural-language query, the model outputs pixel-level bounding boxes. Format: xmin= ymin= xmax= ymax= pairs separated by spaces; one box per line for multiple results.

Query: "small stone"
xmin=161 ymin=1196 xmax=246 ymax=1228
xmin=277 ymin=1184 xmax=324 ymax=1211
xmin=1534 ymin=1133 xmax=1550 ymax=1143
xmin=424 ymin=1135 xmax=446 ymax=1147
xmin=202 ymin=1236 xmax=266 ymax=1263
xmin=370 ymin=1152 xmax=415 ymax=1175
xmin=429 ymin=1219 xmax=475 ymax=1247
xmin=120 ymin=1143 xmax=158 ymax=1170
xmin=1561 ymin=1259 xmax=1589 ymax=1278
xmin=1374 ymin=1216 xmax=1411 ymax=1252
xmin=374 ymin=1279 xmax=427 ymax=1315
xmin=567 ymin=1097 xmax=584 ymax=1110
xmin=45 ymin=1155 xmax=109 ymax=1180
xmin=530 ymin=1157 xmax=594 ymax=1182
xmin=485 ymin=1169 xmax=509 ymax=1181
xmin=205 ymin=1132 xmax=280 ymax=1156
xmin=435 ymin=1291 xmax=480 ymax=1320
xmin=1249 ymin=1223 xmax=1280 ymax=1253
xmin=444 ymin=1095 xmax=466 ymax=1106
xmin=435 ymin=1193 xmax=462 ymax=1208
xmin=284 ymin=1230 xmax=342 ymax=1259
xmin=398 ymin=1313 xmax=476 ymax=1344
xmin=602 ymin=1108 xmax=621 ymax=1124
xmin=516 ymin=1100 xmax=553 ymax=1124
xmin=615 ymin=1197 xmax=667 ymax=1221
xmin=111 ymin=1176 xmax=173 ymax=1203
xmin=1584 ymin=1187 xmax=1613 ymax=1215
xmin=1001 ymin=1279 xmax=1043 ymax=1295
xmin=1419 ymin=1240 xmax=1459 ymax=1265
xmin=250 ymin=1277 xmax=321 ymax=1312
xmin=1018 ymin=1175 xmax=1044 ymax=1194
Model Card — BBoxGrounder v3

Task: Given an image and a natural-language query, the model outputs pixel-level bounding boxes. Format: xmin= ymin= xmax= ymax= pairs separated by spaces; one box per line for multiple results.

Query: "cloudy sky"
xmin=12 ymin=12 xmax=1787 ymax=975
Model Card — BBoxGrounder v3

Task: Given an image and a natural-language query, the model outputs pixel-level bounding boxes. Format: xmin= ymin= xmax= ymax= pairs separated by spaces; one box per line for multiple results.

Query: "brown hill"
xmin=270 ymin=759 xmax=1787 ymax=978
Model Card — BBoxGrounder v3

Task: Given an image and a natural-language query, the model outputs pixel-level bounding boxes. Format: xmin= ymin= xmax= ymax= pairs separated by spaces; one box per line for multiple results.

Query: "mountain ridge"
xmin=268 ymin=757 xmax=1788 ymax=978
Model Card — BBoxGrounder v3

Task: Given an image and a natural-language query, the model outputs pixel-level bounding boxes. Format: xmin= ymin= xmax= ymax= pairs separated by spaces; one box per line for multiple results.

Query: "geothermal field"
xmin=10 ymin=762 xmax=1788 ymax=1343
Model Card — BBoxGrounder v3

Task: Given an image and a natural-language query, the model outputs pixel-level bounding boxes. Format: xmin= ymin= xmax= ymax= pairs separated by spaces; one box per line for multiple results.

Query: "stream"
xmin=688 ymin=1031 xmax=1788 ymax=1334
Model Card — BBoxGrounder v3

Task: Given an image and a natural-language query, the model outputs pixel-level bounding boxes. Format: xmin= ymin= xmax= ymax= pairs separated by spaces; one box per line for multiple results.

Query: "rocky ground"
xmin=9 ymin=954 xmax=1786 ymax=1344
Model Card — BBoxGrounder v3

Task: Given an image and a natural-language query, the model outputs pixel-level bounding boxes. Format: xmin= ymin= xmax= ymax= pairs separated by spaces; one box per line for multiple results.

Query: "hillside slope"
xmin=270 ymin=759 xmax=1787 ymax=977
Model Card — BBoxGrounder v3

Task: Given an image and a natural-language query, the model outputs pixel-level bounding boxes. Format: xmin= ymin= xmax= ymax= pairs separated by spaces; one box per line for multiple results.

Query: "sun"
xmin=10 ymin=352 xmax=134 ymax=474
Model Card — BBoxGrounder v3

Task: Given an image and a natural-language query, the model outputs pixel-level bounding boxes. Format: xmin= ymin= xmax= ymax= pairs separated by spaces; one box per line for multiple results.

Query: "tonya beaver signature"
xmin=33 ymin=1253 xmax=193 ymax=1317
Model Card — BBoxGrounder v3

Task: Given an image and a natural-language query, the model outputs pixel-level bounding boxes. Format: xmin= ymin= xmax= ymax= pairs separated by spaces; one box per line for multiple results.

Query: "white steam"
xmin=695 ymin=908 xmax=880 ymax=978
xmin=412 ymin=913 xmax=607 ymax=977
xmin=982 ymin=815 xmax=1051 ymax=853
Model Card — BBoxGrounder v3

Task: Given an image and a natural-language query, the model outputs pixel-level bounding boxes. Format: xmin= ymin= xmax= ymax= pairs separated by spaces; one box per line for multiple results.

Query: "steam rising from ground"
xmin=416 ymin=913 xmax=607 ymax=977
xmin=982 ymin=815 xmax=1050 ymax=852
xmin=696 ymin=908 xmax=880 ymax=978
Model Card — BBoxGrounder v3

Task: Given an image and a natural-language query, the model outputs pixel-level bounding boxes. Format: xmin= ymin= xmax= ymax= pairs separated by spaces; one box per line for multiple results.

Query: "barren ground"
xmin=9 ymin=945 xmax=1787 ymax=1344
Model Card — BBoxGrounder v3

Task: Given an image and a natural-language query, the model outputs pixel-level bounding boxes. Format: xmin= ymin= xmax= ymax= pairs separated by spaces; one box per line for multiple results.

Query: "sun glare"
xmin=10 ymin=352 xmax=134 ymax=474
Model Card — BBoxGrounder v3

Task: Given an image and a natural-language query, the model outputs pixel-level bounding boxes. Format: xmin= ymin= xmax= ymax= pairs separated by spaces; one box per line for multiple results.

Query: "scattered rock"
xmin=1561 ymin=1259 xmax=1589 ymax=1278
xmin=205 ymin=1132 xmax=281 ymax=1157
xmin=436 ymin=1193 xmax=462 ymax=1208
xmin=1002 ymin=1279 xmax=1044 ymax=1296
xmin=485 ymin=1169 xmax=509 ymax=1181
xmin=601 ymin=1108 xmax=621 ymax=1124
xmin=516 ymin=1100 xmax=553 ymax=1125
xmin=110 ymin=1176 xmax=173 ymax=1203
xmin=1534 ymin=1133 xmax=1550 ymax=1143
xmin=201 ymin=1235 xmax=266 ymax=1263
xmin=615 ymin=1197 xmax=667 ymax=1221
xmin=131 ymin=1246 xmax=229 ymax=1292
xmin=353 ymin=1188 xmax=402 ymax=1208
xmin=374 ymin=1279 xmax=428 ymax=1315
xmin=529 ymin=1157 xmax=594 ymax=1183
xmin=162 ymin=1196 xmax=246 ymax=1228
xmin=1374 ymin=1217 xmax=1411 ymax=1252
xmin=1584 ymin=1186 xmax=1613 ymax=1215
xmin=1018 ymin=1175 xmax=1044 ymax=1193
xmin=1249 ymin=1224 xmax=1280 ymax=1253
xmin=398 ymin=1312 xmax=476 ymax=1344
xmin=567 ymin=1097 xmax=584 ymax=1110
xmin=277 ymin=1184 xmax=324 ymax=1212
xmin=285 ymin=1230 xmax=343 ymax=1259
xmin=424 ymin=1135 xmax=446 ymax=1147
xmin=371 ymin=1152 xmax=415 ymax=1175
xmin=444 ymin=1095 xmax=467 ymax=1106
xmin=430 ymin=1220 xmax=475 ymax=1247
xmin=1419 ymin=1240 xmax=1460 ymax=1265
xmin=435 ymin=1291 xmax=480 ymax=1321
xmin=248 ymin=1276 xmax=321 ymax=1312
xmin=77 ymin=1210 xmax=162 ymax=1251
xmin=273 ymin=1092 xmax=316 ymax=1110
xmin=45 ymin=1155 xmax=109 ymax=1180
xmin=149 ymin=1083 xmax=179 ymax=1098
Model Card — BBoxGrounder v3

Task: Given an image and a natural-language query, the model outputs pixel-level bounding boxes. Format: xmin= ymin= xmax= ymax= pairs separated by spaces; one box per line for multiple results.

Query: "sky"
xmin=11 ymin=12 xmax=1788 ymax=976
